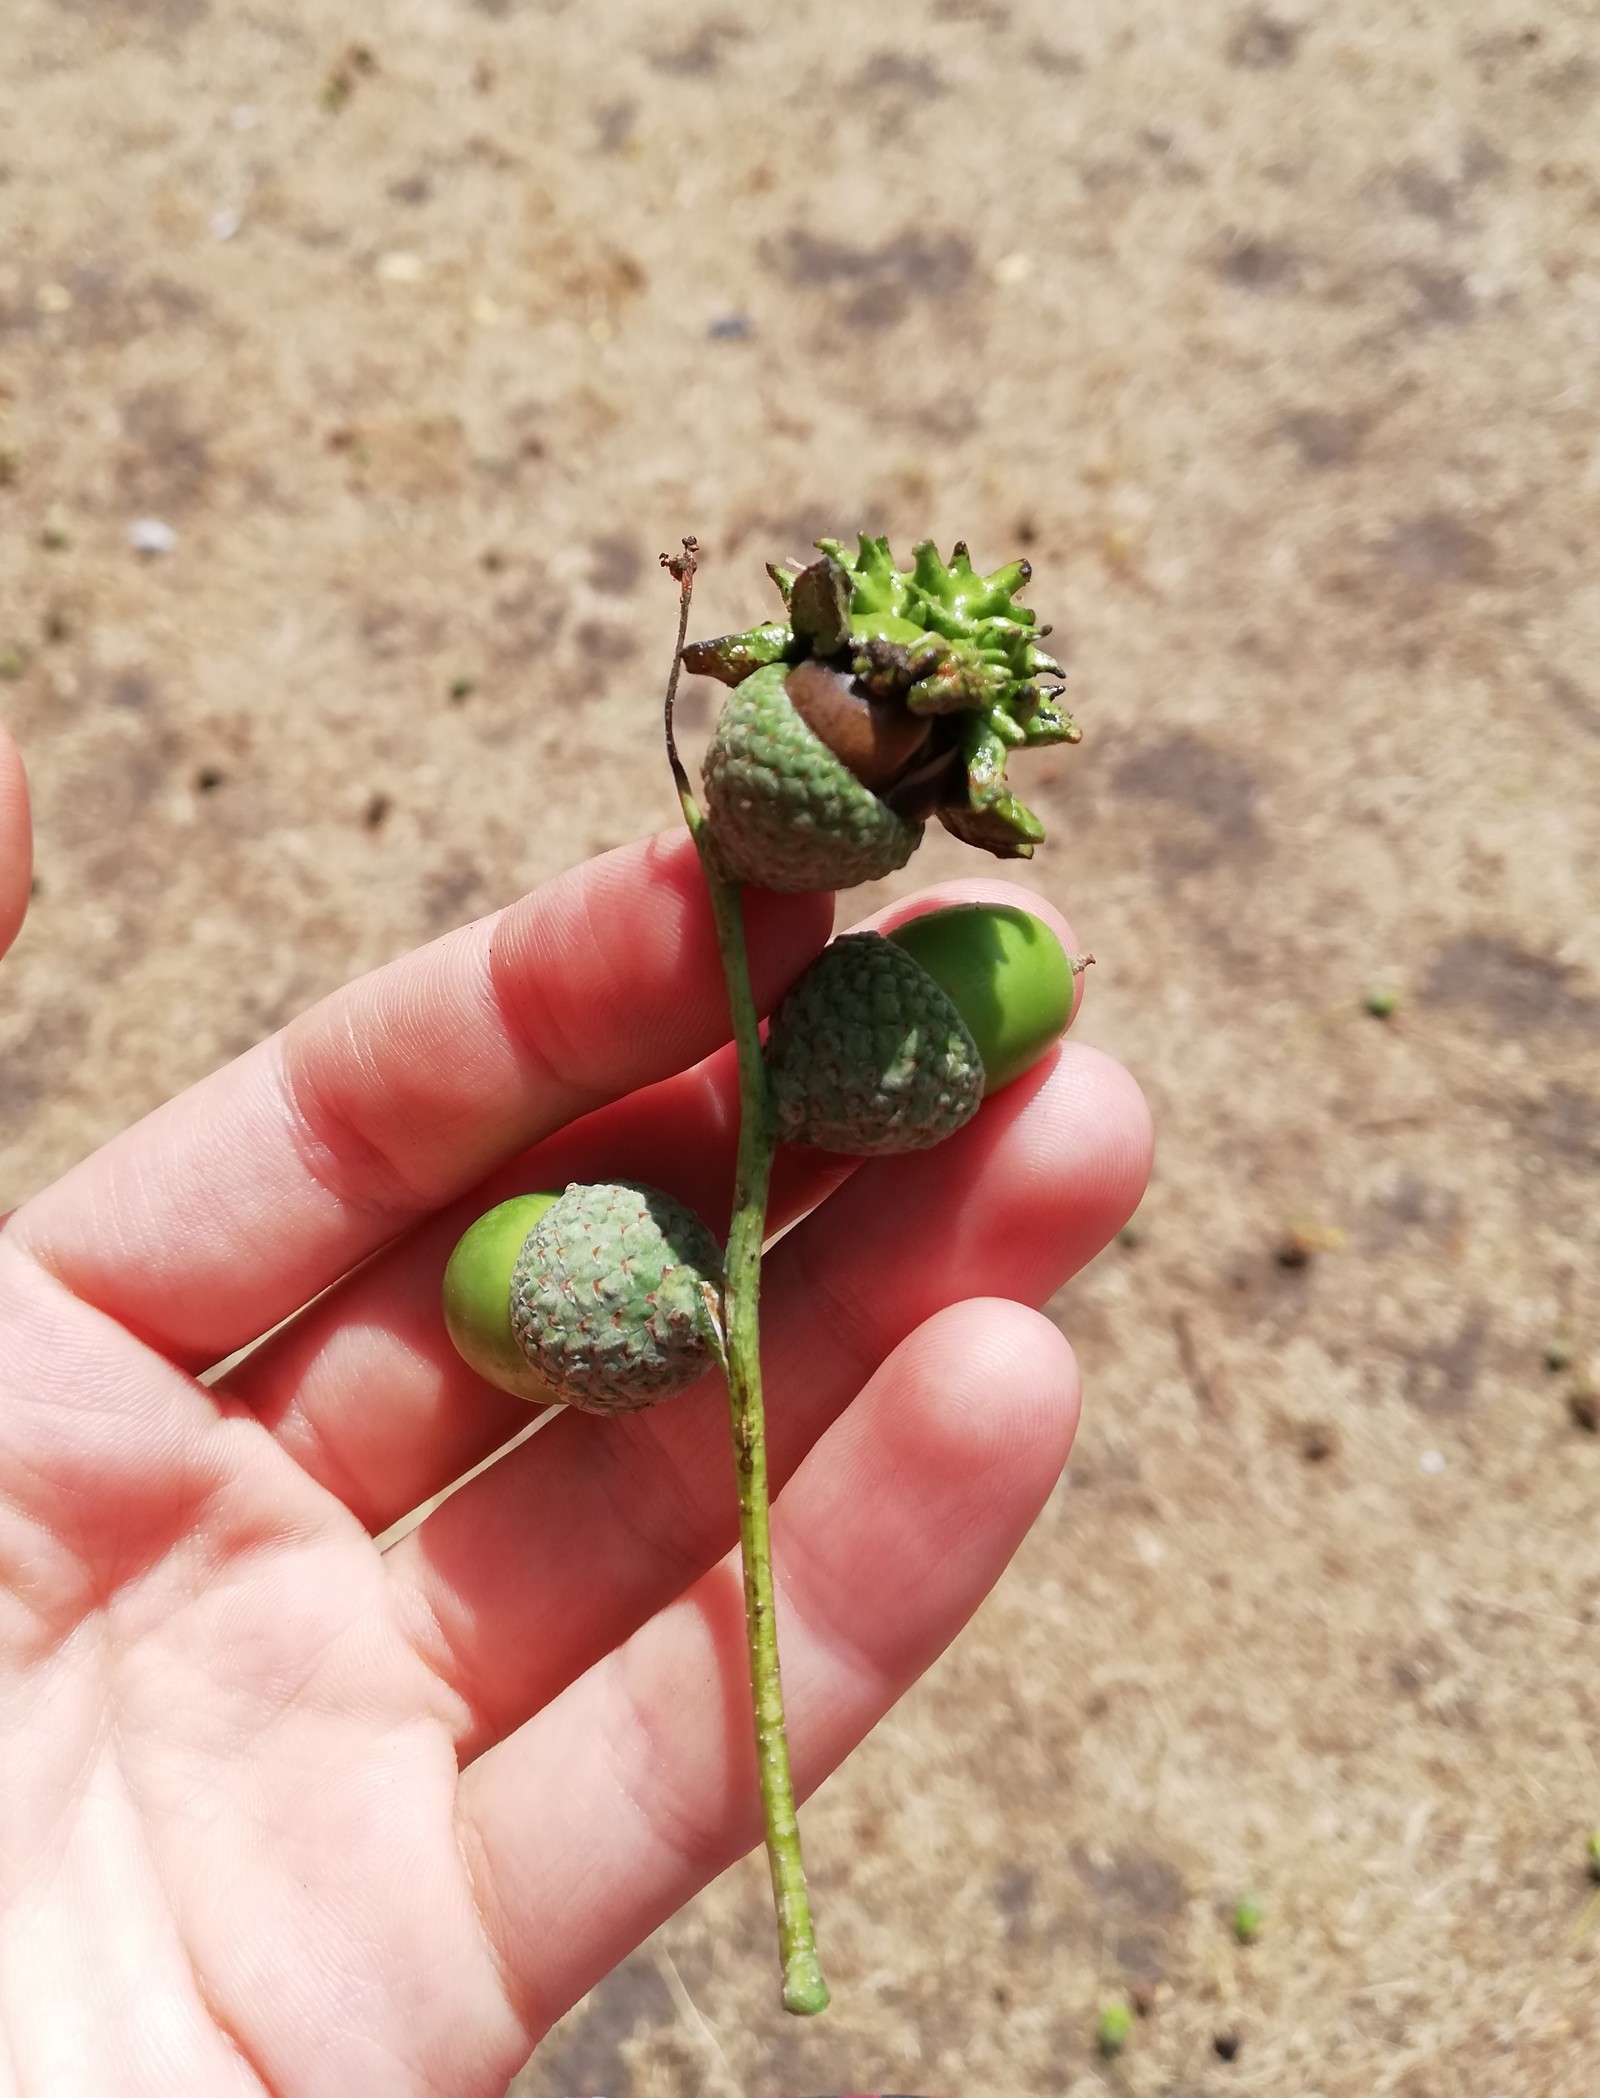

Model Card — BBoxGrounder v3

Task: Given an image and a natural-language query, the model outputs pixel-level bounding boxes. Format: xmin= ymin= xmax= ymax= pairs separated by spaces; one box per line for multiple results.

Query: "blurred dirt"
xmin=3 ymin=0 xmax=1600 ymax=2092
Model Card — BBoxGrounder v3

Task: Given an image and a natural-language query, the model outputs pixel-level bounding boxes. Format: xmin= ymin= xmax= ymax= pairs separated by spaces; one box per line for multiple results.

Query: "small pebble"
xmin=211 ymin=207 xmax=243 ymax=241
xmin=1569 ymin=1387 xmax=1599 ymax=1435
xmin=1300 ymin=1420 xmax=1338 ymax=1463
xmin=708 ymin=313 xmax=752 ymax=340
xmin=129 ymin=518 xmax=178 ymax=556
xmin=229 ymin=104 xmax=261 ymax=131
xmin=1419 ymin=1448 xmax=1446 ymax=1476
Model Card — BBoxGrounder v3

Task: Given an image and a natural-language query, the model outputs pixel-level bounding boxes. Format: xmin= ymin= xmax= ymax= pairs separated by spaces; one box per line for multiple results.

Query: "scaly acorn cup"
xmin=687 ymin=534 xmax=1080 ymax=893
xmin=442 ymin=1183 xmax=725 ymax=1415
xmin=764 ymin=903 xmax=1084 ymax=1154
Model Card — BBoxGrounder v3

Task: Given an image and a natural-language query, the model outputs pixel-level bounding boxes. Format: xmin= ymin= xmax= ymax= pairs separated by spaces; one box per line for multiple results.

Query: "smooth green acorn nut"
xmin=887 ymin=902 xmax=1078 ymax=1093
xmin=442 ymin=1193 xmax=562 ymax=1403
xmin=764 ymin=903 xmax=1078 ymax=1155
xmin=510 ymin=1181 xmax=725 ymax=1414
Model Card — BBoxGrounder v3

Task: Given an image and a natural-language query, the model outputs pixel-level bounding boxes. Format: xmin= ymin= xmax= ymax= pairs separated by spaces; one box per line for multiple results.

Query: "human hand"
xmin=0 ymin=786 xmax=1149 ymax=2093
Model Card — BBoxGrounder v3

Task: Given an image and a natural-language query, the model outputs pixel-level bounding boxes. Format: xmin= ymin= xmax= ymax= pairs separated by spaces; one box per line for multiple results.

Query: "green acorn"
xmin=444 ymin=1182 xmax=725 ymax=1413
xmin=764 ymin=902 xmax=1084 ymax=1154
xmin=687 ymin=535 xmax=1079 ymax=893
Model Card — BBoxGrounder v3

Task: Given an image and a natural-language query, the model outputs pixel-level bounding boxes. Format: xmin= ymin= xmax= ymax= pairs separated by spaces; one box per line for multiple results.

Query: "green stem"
xmin=660 ymin=540 xmax=827 ymax=2016
xmin=702 ymin=864 xmax=829 ymax=2017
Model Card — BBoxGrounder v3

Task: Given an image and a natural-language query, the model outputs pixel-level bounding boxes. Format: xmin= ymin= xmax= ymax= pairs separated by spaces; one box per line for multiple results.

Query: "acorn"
xmin=764 ymin=902 xmax=1083 ymax=1154
xmin=687 ymin=535 xmax=1079 ymax=893
xmin=443 ymin=1182 xmax=725 ymax=1413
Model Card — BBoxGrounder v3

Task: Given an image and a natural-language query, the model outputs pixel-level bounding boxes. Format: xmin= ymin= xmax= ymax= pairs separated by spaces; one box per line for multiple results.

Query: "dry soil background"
xmin=3 ymin=1 xmax=1600 ymax=2093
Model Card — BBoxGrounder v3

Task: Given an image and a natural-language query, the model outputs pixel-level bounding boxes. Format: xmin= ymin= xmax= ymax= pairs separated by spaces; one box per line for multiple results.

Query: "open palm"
xmin=0 ymin=733 xmax=1149 ymax=2095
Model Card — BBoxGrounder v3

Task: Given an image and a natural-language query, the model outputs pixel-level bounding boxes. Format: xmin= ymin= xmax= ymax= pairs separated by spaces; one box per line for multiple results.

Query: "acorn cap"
xmin=510 ymin=1181 xmax=725 ymax=1414
xmin=701 ymin=660 xmax=924 ymax=893
xmin=764 ymin=933 xmax=985 ymax=1155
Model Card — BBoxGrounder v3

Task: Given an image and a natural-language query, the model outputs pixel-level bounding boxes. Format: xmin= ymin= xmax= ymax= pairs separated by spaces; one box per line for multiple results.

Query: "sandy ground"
xmin=3 ymin=0 xmax=1600 ymax=2091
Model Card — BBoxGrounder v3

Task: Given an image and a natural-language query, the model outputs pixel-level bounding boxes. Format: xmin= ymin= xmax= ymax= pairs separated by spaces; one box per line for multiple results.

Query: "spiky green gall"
xmin=686 ymin=534 xmax=1079 ymax=893
xmin=510 ymin=1181 xmax=725 ymax=1413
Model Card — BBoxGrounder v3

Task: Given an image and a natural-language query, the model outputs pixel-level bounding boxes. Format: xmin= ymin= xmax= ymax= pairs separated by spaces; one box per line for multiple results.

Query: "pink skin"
xmin=0 ymin=724 xmax=30 ymax=962
xmin=0 ymin=824 xmax=1151 ymax=2093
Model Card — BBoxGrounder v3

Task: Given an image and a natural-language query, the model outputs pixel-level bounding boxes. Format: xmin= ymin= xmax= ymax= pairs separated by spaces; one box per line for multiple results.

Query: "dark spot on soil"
xmin=1422 ymin=935 xmax=1600 ymax=1035
xmin=1570 ymin=1388 xmax=1600 ymax=1434
xmin=1300 ymin=1421 xmax=1339 ymax=1462
xmin=1027 ymin=39 xmax=1085 ymax=75
xmin=672 ymin=681 xmax=713 ymax=732
xmin=1391 ymin=1637 xmax=1449 ymax=1696
xmin=194 ymin=765 xmax=225 ymax=793
xmin=592 ymin=99 xmax=637 ymax=152
xmin=1542 ymin=669 xmax=1600 ymax=738
xmin=1381 ymin=511 xmax=1495 ymax=585
xmin=1111 ymin=730 xmax=1262 ymax=871
xmin=1392 ymin=1308 xmax=1488 ymax=1416
xmin=1227 ymin=11 xmax=1303 ymax=67
xmin=51 ymin=0 xmax=207 ymax=27
xmin=648 ymin=19 xmax=742 ymax=76
xmin=1214 ymin=2029 xmax=1242 ymax=2061
xmin=1535 ymin=54 xmax=1600 ymax=103
xmin=532 ymin=1954 xmax=673 ymax=2098
xmin=420 ymin=855 xmax=489 ymax=934
xmin=489 ymin=585 xmax=565 ymax=661
xmin=994 ymin=1862 xmax=1035 ymax=1937
xmin=1395 ymin=165 xmax=1463 ymax=225
xmin=572 ymin=618 xmax=639 ymax=663
xmin=387 ymin=170 xmax=432 ymax=206
xmin=588 ymin=535 xmax=643 ymax=594
xmin=1276 ymin=408 xmax=1366 ymax=469
xmin=108 ymin=672 xmax=156 ymax=711
xmin=1071 ymin=1846 xmax=1186 ymax=1981
xmin=853 ymin=52 xmax=947 ymax=100
xmin=118 ymin=386 xmax=212 ymax=514
xmin=0 ymin=1002 xmax=90 ymax=1125
xmin=363 ymin=791 xmax=391 ymax=829
xmin=1403 ymin=264 xmax=1475 ymax=329
xmin=1215 ymin=233 xmax=1301 ymax=291
xmin=1513 ymin=1083 xmax=1600 ymax=1170
xmin=763 ymin=228 xmax=974 ymax=330
xmin=1364 ymin=1172 xmax=1462 ymax=1254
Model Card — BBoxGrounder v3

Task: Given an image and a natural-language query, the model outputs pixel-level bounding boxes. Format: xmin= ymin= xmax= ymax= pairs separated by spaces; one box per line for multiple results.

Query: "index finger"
xmin=9 ymin=831 xmax=832 ymax=1367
